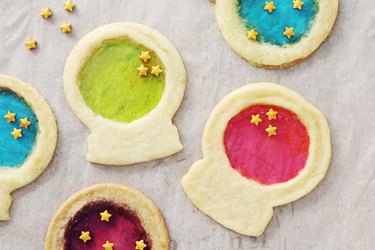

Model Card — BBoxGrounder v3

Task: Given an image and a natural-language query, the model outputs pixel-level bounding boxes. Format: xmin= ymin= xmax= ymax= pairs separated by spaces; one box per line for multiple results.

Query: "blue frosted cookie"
xmin=212 ymin=0 xmax=338 ymax=68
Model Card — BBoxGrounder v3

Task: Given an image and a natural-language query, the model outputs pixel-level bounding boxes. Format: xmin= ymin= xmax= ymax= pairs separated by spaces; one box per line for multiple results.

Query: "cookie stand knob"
xmin=182 ymin=83 xmax=331 ymax=236
xmin=64 ymin=22 xmax=186 ymax=165
xmin=0 ymin=191 xmax=12 ymax=220
xmin=0 ymin=75 xmax=57 ymax=220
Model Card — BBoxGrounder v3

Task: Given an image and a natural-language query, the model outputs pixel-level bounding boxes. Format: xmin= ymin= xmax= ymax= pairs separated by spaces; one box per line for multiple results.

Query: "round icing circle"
xmin=238 ymin=0 xmax=318 ymax=46
xmin=64 ymin=200 xmax=151 ymax=250
xmin=0 ymin=90 xmax=39 ymax=167
xmin=213 ymin=0 xmax=338 ymax=68
xmin=79 ymin=38 xmax=166 ymax=123
xmin=45 ymin=184 xmax=169 ymax=250
xmin=224 ymin=104 xmax=309 ymax=184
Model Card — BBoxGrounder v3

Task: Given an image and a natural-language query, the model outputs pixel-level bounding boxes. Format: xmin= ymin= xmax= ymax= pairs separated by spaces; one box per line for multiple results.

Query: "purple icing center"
xmin=64 ymin=200 xmax=151 ymax=250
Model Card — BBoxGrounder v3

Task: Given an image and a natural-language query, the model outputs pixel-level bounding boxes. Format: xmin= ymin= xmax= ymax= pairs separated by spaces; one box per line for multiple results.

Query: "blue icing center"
xmin=238 ymin=0 xmax=319 ymax=46
xmin=0 ymin=90 xmax=39 ymax=168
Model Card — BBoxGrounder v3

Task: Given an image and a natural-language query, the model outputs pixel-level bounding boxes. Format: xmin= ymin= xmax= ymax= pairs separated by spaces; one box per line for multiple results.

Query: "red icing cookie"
xmin=224 ymin=105 xmax=309 ymax=184
xmin=45 ymin=184 xmax=169 ymax=250
xmin=182 ymin=83 xmax=332 ymax=236
xmin=64 ymin=201 xmax=150 ymax=250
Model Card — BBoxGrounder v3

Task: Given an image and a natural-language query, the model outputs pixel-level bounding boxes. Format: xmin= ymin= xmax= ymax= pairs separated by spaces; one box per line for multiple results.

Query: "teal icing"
xmin=237 ymin=0 xmax=319 ymax=46
xmin=0 ymin=90 xmax=38 ymax=168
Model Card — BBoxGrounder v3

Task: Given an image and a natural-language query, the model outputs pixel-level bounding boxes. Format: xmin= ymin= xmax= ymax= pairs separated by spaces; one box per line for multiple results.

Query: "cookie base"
xmin=87 ymin=122 xmax=183 ymax=165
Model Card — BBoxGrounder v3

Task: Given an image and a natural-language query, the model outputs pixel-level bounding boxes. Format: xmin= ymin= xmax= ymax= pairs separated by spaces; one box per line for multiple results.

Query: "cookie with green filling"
xmin=64 ymin=22 xmax=186 ymax=165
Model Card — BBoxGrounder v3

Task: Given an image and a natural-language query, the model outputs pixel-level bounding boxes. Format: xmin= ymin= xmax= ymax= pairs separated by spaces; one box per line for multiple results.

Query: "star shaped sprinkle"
xmin=4 ymin=111 xmax=16 ymax=123
xmin=40 ymin=7 xmax=53 ymax=19
xmin=60 ymin=21 xmax=72 ymax=33
xmin=151 ymin=65 xmax=163 ymax=77
xmin=102 ymin=240 xmax=114 ymax=250
xmin=264 ymin=2 xmax=276 ymax=13
xmin=137 ymin=64 xmax=149 ymax=76
xmin=25 ymin=38 xmax=37 ymax=50
xmin=266 ymin=108 xmax=278 ymax=120
xmin=247 ymin=29 xmax=258 ymax=41
xmin=64 ymin=0 xmax=76 ymax=12
xmin=20 ymin=117 xmax=31 ymax=129
xmin=11 ymin=128 xmax=22 ymax=140
xmin=100 ymin=210 xmax=112 ymax=222
xmin=140 ymin=51 xmax=151 ymax=63
xmin=265 ymin=125 xmax=277 ymax=137
xmin=250 ymin=114 xmax=262 ymax=126
xmin=135 ymin=239 xmax=147 ymax=250
xmin=293 ymin=0 xmax=304 ymax=10
xmin=79 ymin=231 xmax=91 ymax=243
xmin=284 ymin=27 xmax=295 ymax=39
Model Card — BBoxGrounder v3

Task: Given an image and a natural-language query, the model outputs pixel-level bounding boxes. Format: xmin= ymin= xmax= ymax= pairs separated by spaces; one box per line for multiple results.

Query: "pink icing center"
xmin=224 ymin=104 xmax=310 ymax=185
xmin=64 ymin=201 xmax=150 ymax=250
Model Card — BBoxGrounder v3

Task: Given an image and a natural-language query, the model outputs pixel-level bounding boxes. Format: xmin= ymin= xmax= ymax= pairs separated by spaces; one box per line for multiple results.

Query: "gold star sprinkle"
xmin=140 ymin=51 xmax=151 ymax=63
xmin=79 ymin=231 xmax=91 ymax=243
xmin=4 ymin=111 xmax=16 ymax=123
xmin=266 ymin=108 xmax=278 ymax=120
xmin=137 ymin=64 xmax=149 ymax=76
xmin=293 ymin=0 xmax=304 ymax=10
xmin=40 ymin=7 xmax=53 ymax=19
xmin=25 ymin=39 xmax=37 ymax=50
xmin=64 ymin=0 xmax=76 ymax=12
xmin=284 ymin=27 xmax=295 ymax=39
xmin=247 ymin=29 xmax=258 ymax=41
xmin=151 ymin=65 xmax=163 ymax=77
xmin=250 ymin=114 xmax=262 ymax=126
xmin=264 ymin=2 xmax=276 ymax=13
xmin=11 ymin=128 xmax=22 ymax=140
xmin=102 ymin=240 xmax=114 ymax=250
xmin=60 ymin=21 xmax=72 ymax=33
xmin=265 ymin=125 xmax=277 ymax=137
xmin=20 ymin=117 xmax=31 ymax=129
xmin=100 ymin=210 xmax=112 ymax=222
xmin=135 ymin=239 xmax=147 ymax=250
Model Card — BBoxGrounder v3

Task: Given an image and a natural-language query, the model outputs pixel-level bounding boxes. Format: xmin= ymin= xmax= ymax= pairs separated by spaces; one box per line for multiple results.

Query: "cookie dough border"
xmin=0 ymin=74 xmax=57 ymax=221
xmin=45 ymin=183 xmax=169 ymax=250
xmin=64 ymin=22 xmax=186 ymax=165
xmin=182 ymin=83 xmax=331 ymax=236
xmin=213 ymin=0 xmax=339 ymax=68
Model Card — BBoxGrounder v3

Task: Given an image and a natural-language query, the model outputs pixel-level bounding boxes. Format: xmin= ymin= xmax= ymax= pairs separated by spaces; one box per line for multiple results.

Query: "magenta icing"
xmin=224 ymin=104 xmax=310 ymax=185
xmin=64 ymin=201 xmax=151 ymax=250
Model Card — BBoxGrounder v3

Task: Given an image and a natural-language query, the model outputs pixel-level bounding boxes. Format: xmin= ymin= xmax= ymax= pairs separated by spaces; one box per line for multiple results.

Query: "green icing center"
xmin=79 ymin=38 xmax=165 ymax=123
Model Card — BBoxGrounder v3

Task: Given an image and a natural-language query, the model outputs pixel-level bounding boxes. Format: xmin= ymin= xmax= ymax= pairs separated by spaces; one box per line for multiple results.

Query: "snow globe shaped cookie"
xmin=182 ymin=83 xmax=331 ymax=236
xmin=0 ymin=75 xmax=57 ymax=220
xmin=64 ymin=22 xmax=186 ymax=165
xmin=45 ymin=183 xmax=169 ymax=250
xmin=213 ymin=0 xmax=338 ymax=68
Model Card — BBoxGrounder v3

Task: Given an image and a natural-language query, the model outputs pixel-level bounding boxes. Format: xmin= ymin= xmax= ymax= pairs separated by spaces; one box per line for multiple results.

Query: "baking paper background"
xmin=0 ymin=0 xmax=373 ymax=249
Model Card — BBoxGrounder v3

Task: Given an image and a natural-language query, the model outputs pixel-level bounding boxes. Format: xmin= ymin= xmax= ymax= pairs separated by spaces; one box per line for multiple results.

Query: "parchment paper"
xmin=0 ymin=0 xmax=374 ymax=249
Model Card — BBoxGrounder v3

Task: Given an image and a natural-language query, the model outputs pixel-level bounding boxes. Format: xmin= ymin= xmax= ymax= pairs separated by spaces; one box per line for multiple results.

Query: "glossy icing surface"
xmin=237 ymin=0 xmax=319 ymax=46
xmin=64 ymin=200 xmax=151 ymax=250
xmin=79 ymin=38 xmax=165 ymax=123
xmin=224 ymin=104 xmax=309 ymax=184
xmin=0 ymin=90 xmax=38 ymax=168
